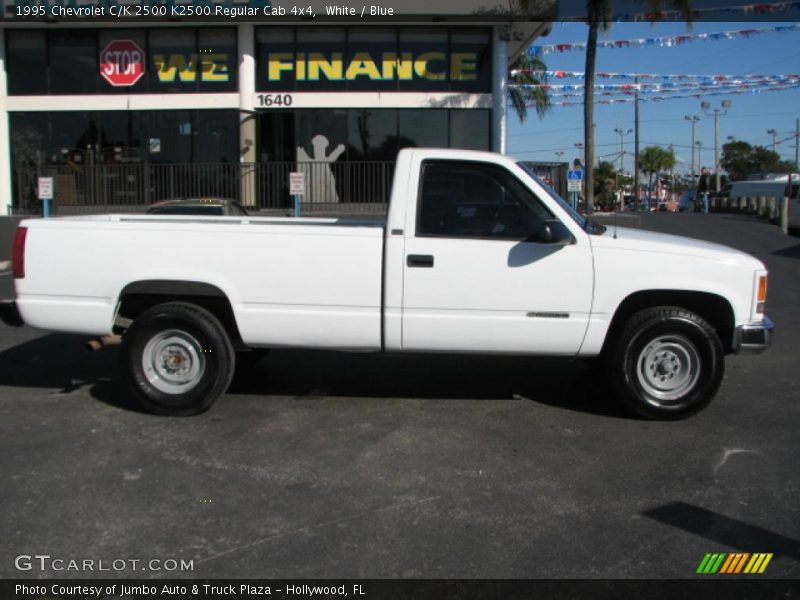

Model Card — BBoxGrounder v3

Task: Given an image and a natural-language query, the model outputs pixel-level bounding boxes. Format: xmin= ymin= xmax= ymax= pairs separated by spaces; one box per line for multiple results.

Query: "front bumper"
xmin=732 ymin=317 xmax=774 ymax=354
xmin=0 ymin=301 xmax=23 ymax=327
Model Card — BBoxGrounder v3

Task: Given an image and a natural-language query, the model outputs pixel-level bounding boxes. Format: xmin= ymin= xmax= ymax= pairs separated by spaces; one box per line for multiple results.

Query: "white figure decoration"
xmin=296 ymin=134 xmax=346 ymax=203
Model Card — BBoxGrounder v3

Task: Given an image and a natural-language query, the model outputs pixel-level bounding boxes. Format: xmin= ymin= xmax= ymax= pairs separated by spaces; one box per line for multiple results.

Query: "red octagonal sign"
xmin=100 ymin=40 xmax=145 ymax=87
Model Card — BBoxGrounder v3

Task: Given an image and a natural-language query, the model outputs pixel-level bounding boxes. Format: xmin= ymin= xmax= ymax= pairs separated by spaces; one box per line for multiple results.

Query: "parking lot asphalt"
xmin=0 ymin=212 xmax=798 ymax=580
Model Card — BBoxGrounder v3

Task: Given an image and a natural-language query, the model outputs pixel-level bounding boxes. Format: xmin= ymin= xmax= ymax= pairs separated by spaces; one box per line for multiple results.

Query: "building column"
xmin=238 ymin=24 xmax=257 ymax=207
xmin=0 ymin=29 xmax=12 ymax=216
xmin=491 ymin=26 xmax=509 ymax=155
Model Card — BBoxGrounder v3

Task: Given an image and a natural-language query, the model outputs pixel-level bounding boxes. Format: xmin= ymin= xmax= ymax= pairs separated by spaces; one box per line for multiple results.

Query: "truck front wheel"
xmin=120 ymin=302 xmax=235 ymax=416
xmin=609 ymin=306 xmax=725 ymax=420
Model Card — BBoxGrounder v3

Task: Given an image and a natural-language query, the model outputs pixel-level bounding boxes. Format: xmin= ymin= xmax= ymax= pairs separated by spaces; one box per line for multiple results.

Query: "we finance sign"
xmin=267 ymin=51 xmax=479 ymax=83
xmin=99 ymin=44 xmax=232 ymax=88
xmin=258 ymin=36 xmax=491 ymax=92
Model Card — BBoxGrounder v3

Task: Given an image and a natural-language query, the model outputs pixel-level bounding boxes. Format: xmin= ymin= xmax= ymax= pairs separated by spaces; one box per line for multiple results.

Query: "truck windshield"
xmin=516 ymin=162 xmax=590 ymax=231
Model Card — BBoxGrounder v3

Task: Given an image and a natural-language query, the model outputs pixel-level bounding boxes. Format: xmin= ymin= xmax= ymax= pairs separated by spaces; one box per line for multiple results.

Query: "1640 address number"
xmin=256 ymin=94 xmax=294 ymax=107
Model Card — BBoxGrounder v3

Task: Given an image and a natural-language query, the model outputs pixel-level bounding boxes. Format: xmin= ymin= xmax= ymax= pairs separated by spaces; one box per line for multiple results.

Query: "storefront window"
xmin=450 ymin=110 xmax=490 ymax=150
xmin=49 ymin=31 xmax=98 ymax=94
xmin=9 ymin=113 xmax=48 ymax=170
xmin=396 ymin=28 xmax=448 ymax=92
xmin=346 ymin=28 xmax=397 ymax=92
xmin=449 ymin=30 xmax=492 ymax=94
xmin=256 ymin=26 xmax=491 ymax=93
xmin=258 ymin=108 xmax=489 ymax=164
xmin=295 ymin=28 xmax=348 ymax=92
xmin=6 ymin=31 xmax=47 ymax=95
xmin=295 ymin=108 xmax=348 ymax=163
xmin=347 ymin=109 xmax=397 ymax=160
xmin=10 ymin=110 xmax=238 ymax=166
xmin=6 ymin=29 xmax=237 ymax=95
xmin=98 ymin=30 xmax=148 ymax=95
xmin=398 ymin=110 xmax=449 ymax=150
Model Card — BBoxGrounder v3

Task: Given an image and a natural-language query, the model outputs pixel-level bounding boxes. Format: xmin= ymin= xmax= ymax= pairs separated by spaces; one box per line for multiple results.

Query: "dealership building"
xmin=0 ymin=13 xmax=551 ymax=215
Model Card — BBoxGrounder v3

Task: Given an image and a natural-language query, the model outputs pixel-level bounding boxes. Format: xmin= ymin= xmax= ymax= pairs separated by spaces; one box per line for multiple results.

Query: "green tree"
xmin=721 ymin=141 xmax=796 ymax=181
xmin=582 ymin=0 xmax=693 ymax=214
xmin=508 ymin=54 xmax=551 ymax=123
xmin=639 ymin=146 xmax=676 ymax=201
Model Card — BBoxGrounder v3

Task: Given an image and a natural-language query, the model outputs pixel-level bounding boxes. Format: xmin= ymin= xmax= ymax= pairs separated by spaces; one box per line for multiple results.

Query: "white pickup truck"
xmin=1 ymin=149 xmax=773 ymax=419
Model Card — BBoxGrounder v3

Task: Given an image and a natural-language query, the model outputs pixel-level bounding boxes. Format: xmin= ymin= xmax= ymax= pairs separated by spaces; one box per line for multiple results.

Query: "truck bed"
xmin=16 ymin=214 xmax=386 ymax=350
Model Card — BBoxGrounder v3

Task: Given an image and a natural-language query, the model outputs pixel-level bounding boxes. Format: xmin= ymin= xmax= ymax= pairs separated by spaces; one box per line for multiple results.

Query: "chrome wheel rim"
xmin=636 ymin=334 xmax=700 ymax=403
xmin=142 ymin=329 xmax=205 ymax=395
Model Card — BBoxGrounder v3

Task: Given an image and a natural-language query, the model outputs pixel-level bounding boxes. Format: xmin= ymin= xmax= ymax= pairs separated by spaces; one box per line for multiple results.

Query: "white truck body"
xmin=4 ymin=148 xmax=774 ymax=418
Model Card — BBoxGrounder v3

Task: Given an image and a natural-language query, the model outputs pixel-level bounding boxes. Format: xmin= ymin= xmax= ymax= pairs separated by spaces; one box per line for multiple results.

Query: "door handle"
xmin=407 ymin=254 xmax=434 ymax=268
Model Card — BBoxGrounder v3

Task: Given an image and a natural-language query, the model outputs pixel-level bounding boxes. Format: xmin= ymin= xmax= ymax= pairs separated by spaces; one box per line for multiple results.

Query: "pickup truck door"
xmin=401 ymin=159 xmax=593 ymax=354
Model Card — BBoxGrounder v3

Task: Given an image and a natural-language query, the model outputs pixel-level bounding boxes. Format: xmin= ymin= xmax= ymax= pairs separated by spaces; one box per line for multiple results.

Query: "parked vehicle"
xmin=1 ymin=148 xmax=773 ymax=420
xmin=727 ymin=175 xmax=798 ymax=202
xmin=147 ymin=198 xmax=248 ymax=217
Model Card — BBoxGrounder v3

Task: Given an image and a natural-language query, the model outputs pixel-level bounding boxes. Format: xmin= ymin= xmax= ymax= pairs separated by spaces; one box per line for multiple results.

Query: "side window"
xmin=417 ymin=161 xmax=552 ymax=239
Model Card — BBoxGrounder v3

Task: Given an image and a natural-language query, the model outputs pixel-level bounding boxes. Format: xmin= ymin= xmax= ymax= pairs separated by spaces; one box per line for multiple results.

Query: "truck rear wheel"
xmin=609 ymin=306 xmax=724 ymax=420
xmin=120 ymin=302 xmax=235 ymax=416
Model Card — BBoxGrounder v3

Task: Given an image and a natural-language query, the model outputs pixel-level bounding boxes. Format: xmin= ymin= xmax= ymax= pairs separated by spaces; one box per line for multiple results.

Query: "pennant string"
xmin=529 ymin=23 xmax=800 ymax=55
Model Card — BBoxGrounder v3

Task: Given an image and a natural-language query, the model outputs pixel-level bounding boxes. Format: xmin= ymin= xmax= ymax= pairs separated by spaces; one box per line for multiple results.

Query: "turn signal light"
xmin=756 ymin=274 xmax=767 ymax=314
xmin=757 ymin=275 xmax=768 ymax=302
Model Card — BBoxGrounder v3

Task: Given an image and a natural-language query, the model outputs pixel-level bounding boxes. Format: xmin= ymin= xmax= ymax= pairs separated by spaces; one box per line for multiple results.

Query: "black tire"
xmin=120 ymin=302 xmax=235 ymax=416
xmin=609 ymin=306 xmax=725 ymax=420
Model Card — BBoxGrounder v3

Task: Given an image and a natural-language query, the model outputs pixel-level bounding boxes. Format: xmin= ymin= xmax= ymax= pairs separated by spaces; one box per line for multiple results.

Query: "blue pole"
xmin=293 ymin=194 xmax=301 ymax=218
xmin=43 ymin=198 xmax=51 ymax=218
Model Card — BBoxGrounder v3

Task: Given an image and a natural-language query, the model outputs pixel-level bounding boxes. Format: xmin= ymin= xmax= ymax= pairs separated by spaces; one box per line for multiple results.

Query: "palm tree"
xmin=508 ymin=53 xmax=551 ymax=123
xmin=583 ymin=0 xmax=693 ymax=214
xmin=593 ymin=160 xmax=617 ymax=210
xmin=639 ymin=145 xmax=676 ymax=205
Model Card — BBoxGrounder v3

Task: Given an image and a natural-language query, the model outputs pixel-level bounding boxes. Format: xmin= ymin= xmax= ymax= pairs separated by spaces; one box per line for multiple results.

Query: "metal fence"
xmin=12 ymin=161 xmax=395 ymax=217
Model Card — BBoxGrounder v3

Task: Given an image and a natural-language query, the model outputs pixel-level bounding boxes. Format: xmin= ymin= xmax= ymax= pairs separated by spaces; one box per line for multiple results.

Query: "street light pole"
xmin=574 ymin=142 xmax=584 ymax=166
xmin=767 ymin=128 xmax=778 ymax=152
xmin=685 ymin=115 xmax=700 ymax=184
xmin=701 ymin=100 xmax=731 ymax=192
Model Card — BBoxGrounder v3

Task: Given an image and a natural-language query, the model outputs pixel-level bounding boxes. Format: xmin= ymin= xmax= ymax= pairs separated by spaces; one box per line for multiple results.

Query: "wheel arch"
xmin=114 ymin=280 xmax=243 ymax=344
xmin=601 ymin=289 xmax=736 ymax=355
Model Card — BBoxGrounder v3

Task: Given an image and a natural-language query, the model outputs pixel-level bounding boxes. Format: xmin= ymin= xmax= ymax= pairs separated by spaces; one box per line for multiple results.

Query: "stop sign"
xmin=100 ymin=40 xmax=145 ymax=87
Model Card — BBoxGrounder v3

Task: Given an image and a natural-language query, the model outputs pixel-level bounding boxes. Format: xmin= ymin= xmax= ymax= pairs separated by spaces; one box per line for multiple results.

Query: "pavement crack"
xmin=713 ymin=446 xmax=761 ymax=475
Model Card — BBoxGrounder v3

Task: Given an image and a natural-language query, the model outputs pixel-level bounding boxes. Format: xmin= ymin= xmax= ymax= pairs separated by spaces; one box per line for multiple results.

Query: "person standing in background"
xmin=697 ymin=167 xmax=710 ymax=213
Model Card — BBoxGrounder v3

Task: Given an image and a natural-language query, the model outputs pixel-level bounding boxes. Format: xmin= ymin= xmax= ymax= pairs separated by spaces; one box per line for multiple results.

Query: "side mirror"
xmin=533 ymin=220 xmax=573 ymax=246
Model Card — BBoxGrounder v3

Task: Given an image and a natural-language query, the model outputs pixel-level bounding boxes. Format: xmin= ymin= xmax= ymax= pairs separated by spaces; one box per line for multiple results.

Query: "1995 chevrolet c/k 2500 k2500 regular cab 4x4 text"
xmin=1 ymin=149 xmax=773 ymax=419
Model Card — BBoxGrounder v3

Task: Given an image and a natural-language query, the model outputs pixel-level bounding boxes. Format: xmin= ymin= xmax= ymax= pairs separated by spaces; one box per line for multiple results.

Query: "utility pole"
xmin=669 ymin=143 xmax=674 ymax=200
xmin=702 ymin=100 xmax=731 ymax=192
xmin=614 ymin=127 xmax=632 ymax=194
xmin=795 ymin=118 xmax=799 ymax=170
xmin=767 ymin=128 xmax=778 ymax=152
xmin=696 ymin=140 xmax=702 ymax=171
xmin=685 ymin=115 xmax=700 ymax=185
xmin=634 ymin=77 xmax=640 ymax=204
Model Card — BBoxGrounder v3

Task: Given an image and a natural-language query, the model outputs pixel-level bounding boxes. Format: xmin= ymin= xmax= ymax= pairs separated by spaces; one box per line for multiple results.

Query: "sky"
xmin=507 ymin=21 xmax=800 ymax=175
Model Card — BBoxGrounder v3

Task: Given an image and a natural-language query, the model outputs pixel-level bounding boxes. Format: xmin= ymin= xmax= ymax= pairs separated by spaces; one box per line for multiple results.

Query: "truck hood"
xmin=590 ymin=226 xmax=764 ymax=268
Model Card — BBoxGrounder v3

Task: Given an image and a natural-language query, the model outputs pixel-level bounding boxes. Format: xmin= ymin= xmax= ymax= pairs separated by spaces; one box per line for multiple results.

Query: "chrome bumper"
xmin=732 ymin=317 xmax=774 ymax=354
xmin=0 ymin=301 xmax=23 ymax=327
